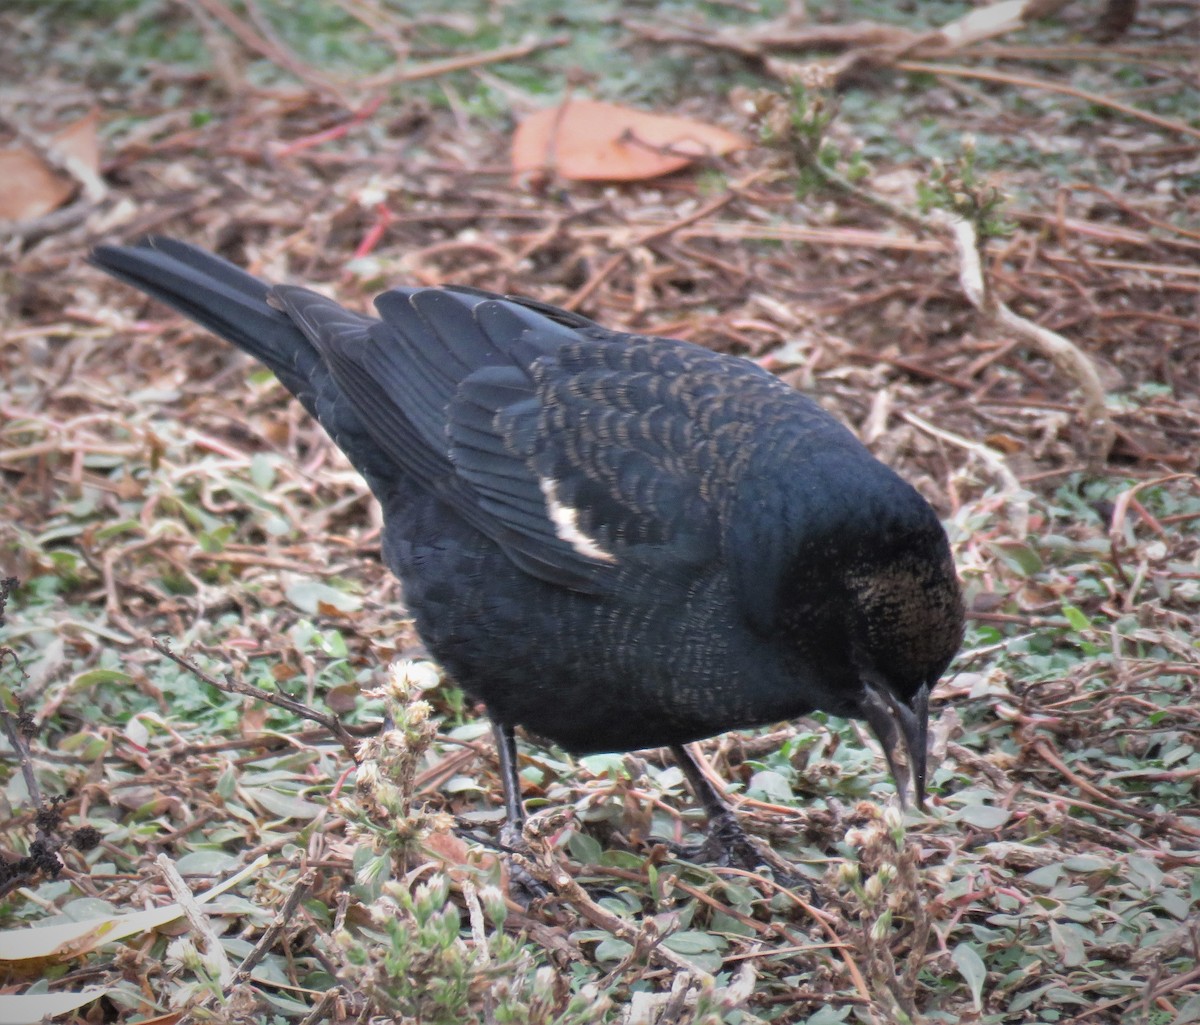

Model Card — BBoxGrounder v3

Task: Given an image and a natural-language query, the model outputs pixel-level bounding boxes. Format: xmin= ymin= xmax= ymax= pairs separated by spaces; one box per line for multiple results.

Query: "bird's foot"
xmin=668 ymin=812 xmax=812 ymax=893
xmin=497 ymin=821 xmax=553 ymax=903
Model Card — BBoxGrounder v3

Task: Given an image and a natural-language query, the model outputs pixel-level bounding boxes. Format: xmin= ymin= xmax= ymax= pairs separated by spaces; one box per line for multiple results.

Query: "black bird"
xmin=90 ymin=237 xmax=963 ymax=869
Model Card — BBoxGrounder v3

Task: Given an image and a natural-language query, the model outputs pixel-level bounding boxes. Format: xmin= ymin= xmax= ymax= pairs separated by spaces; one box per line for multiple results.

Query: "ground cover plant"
xmin=1 ymin=1 xmax=1198 ymax=1022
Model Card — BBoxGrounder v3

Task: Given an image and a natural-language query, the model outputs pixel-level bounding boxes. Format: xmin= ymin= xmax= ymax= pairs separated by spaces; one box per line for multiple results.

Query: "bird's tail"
xmin=90 ymin=237 xmax=397 ymax=491
xmin=89 ymin=237 xmax=323 ymax=403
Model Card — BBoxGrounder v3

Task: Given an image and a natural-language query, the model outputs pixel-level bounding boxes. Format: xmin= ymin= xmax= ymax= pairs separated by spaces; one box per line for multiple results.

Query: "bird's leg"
xmin=493 ymin=720 xmax=534 ymax=866
xmin=670 ymin=742 xmax=755 ymax=864
xmin=671 ymin=743 xmax=737 ymax=824
xmin=493 ymin=720 xmax=526 ymax=833
xmin=670 ymin=744 xmax=804 ymax=886
xmin=490 ymin=721 xmax=551 ymax=901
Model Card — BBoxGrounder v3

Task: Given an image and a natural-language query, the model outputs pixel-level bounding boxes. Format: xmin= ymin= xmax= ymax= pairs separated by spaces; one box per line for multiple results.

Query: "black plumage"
xmin=90 ymin=237 xmax=963 ymax=866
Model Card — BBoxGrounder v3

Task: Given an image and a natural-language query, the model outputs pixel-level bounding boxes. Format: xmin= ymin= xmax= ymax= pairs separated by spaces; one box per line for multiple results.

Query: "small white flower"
xmin=389 ymin=659 xmax=441 ymax=695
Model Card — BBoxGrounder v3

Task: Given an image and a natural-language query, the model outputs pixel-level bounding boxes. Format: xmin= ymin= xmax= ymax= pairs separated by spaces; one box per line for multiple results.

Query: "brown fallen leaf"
xmin=0 ymin=109 xmax=101 ymax=222
xmin=422 ymin=829 xmax=503 ymax=886
xmin=512 ymin=99 xmax=748 ymax=183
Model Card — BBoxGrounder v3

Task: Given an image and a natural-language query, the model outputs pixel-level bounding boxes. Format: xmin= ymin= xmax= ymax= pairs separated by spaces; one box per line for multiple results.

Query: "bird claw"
xmin=497 ymin=821 xmax=553 ymax=903
xmin=660 ymin=812 xmax=814 ymax=894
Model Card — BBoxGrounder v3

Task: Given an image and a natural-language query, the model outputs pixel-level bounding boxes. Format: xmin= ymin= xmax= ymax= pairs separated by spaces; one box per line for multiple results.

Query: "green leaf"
xmin=1158 ymin=890 xmax=1191 ymax=920
xmin=249 ymin=453 xmax=276 ymax=491
xmin=93 ymin=519 xmax=141 ymax=542
xmin=594 ymin=937 xmax=633 ymax=963
xmin=57 ymin=732 xmax=111 ymax=759
xmin=952 ymin=942 xmax=987 ymax=1011
xmin=1062 ymin=855 xmax=1110 ymax=873
xmin=71 ymin=669 xmax=133 ymax=689
xmin=1172 ymin=993 xmax=1200 ymax=1024
xmin=1163 ymin=744 xmax=1194 ymax=767
xmin=1126 ymin=855 xmax=1163 ymax=891
xmin=802 ymin=1009 xmax=852 ymax=1025
xmin=948 ymin=793 xmax=1011 ymax=829
xmin=662 ymin=930 xmax=726 ymax=954
xmin=217 ymin=763 xmax=237 ymax=799
xmin=1049 ymin=921 xmax=1087 ymax=967
xmin=1046 ymin=985 xmax=1091 ymax=1006
xmin=1061 ymin=603 xmax=1091 ymax=632
xmin=988 ymin=540 xmax=1043 ymax=576
xmin=709 ymin=910 xmax=756 ymax=937
xmin=245 ymin=787 xmax=323 ymax=820
xmin=746 ymin=769 xmax=793 ymax=802
xmin=174 ymin=849 xmax=241 ymax=875
xmin=198 ymin=524 xmax=235 ymax=553
xmin=600 ymin=849 xmax=646 ymax=871
xmin=1025 ymin=864 xmax=1063 ymax=888
xmin=566 ymin=829 xmax=603 ymax=865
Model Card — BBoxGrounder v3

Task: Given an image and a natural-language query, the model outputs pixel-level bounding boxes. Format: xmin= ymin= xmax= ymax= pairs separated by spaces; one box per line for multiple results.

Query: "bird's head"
xmin=839 ymin=535 xmax=963 ymax=808
xmin=753 ymin=471 xmax=963 ymax=808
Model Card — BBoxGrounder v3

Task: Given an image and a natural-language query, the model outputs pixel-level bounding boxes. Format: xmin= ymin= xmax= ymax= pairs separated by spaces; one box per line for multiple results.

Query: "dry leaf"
xmin=512 ymin=99 xmax=748 ymax=182
xmin=0 ymin=110 xmax=100 ymax=222
xmin=0 ymin=989 xmax=110 ymax=1024
xmin=422 ymin=831 xmax=502 ymax=885
xmin=0 ymin=855 xmax=267 ymax=968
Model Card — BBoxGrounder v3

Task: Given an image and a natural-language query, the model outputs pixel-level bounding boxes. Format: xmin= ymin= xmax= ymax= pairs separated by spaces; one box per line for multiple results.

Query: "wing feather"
xmin=278 ymin=283 xmax=743 ymax=594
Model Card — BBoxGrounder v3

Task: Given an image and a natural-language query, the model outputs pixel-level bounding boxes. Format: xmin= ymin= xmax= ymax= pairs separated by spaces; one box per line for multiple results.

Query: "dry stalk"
xmin=900 ymin=410 xmax=1030 ymax=539
xmin=897 ymin=59 xmax=1200 ymax=145
xmin=939 ymin=213 xmax=1115 ymax=468
xmin=516 ymin=807 xmax=718 ymax=986
xmin=156 ymin=854 xmax=236 ymax=1014
xmin=151 ymin=639 xmax=363 ymax=759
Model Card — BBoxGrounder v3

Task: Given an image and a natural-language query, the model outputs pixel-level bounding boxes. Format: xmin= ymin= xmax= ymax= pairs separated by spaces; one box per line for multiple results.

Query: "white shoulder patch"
xmin=538 ymin=477 xmax=618 ymax=563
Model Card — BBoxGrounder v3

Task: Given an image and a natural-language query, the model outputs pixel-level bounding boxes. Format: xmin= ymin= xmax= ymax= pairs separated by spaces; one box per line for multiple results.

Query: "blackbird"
xmin=91 ymin=237 xmax=963 ymax=869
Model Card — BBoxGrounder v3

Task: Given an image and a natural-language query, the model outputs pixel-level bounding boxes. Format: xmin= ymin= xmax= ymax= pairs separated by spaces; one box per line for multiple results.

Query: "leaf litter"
xmin=0 ymin=1 xmax=1197 ymax=1022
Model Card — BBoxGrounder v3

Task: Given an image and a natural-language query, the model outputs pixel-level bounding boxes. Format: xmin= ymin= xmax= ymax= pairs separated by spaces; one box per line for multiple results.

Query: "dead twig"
xmin=359 ymin=33 xmax=571 ymax=89
xmin=231 ymin=869 xmax=315 ymax=984
xmin=516 ymin=807 xmax=718 ymax=985
xmin=179 ymin=0 xmax=350 ymax=104
xmin=158 ymin=852 xmax=236 ymax=989
xmin=1030 ymin=740 xmax=1200 ymax=839
xmin=896 ymin=60 xmax=1200 ymax=144
xmin=901 ymin=410 xmax=1030 ymax=538
xmin=939 ymin=213 xmax=1115 ymax=468
xmin=635 ymin=0 xmax=1080 ymax=86
xmin=150 ymin=639 xmax=363 ymax=760
xmin=563 ymin=177 xmax=764 ymax=311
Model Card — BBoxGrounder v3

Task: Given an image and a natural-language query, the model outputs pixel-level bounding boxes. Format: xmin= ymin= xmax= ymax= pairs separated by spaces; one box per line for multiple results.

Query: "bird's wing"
xmin=275 ymin=285 xmax=763 ymax=593
xmin=448 ymin=305 xmax=741 ymax=592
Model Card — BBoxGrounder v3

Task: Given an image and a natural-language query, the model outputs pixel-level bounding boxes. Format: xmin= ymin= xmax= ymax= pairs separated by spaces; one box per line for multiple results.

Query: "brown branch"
xmin=1031 ymin=739 xmax=1200 ymax=839
xmin=150 ymin=638 xmax=362 ymax=760
xmin=179 ymin=0 xmax=350 ymax=104
xmin=359 ymin=33 xmax=571 ymax=88
xmin=896 ymin=60 xmax=1200 ymax=144
xmin=515 ymin=807 xmax=718 ymax=983
xmin=231 ymin=870 xmax=315 ymax=984
xmin=940 ymin=214 xmax=1114 ymax=468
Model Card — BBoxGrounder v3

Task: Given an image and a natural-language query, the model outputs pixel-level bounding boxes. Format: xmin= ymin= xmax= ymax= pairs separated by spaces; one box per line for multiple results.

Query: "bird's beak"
xmin=858 ymin=679 xmax=930 ymax=809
